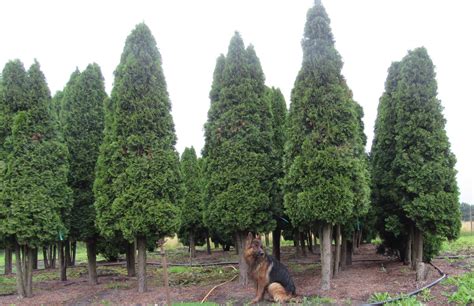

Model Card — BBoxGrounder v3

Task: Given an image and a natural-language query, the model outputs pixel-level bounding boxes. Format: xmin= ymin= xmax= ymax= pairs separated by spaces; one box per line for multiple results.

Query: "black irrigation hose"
xmin=361 ymin=262 xmax=447 ymax=306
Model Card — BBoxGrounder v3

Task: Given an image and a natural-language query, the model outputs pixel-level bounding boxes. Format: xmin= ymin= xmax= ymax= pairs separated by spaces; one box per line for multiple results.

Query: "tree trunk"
xmin=15 ymin=243 xmax=26 ymax=298
xmin=160 ymin=244 xmax=171 ymax=305
xmin=126 ymin=242 xmax=136 ymax=277
xmin=236 ymin=232 xmax=249 ymax=286
xmin=300 ymin=232 xmax=307 ymax=257
xmin=71 ymin=241 xmax=77 ymax=266
xmin=4 ymin=246 xmax=12 ymax=275
xmin=411 ymin=225 xmax=416 ymax=270
xmin=25 ymin=247 xmax=33 ymax=297
xmin=234 ymin=234 xmax=240 ymax=255
xmin=32 ymin=248 xmax=38 ymax=270
xmin=272 ymin=228 xmax=281 ymax=261
xmin=307 ymin=231 xmax=313 ymax=253
xmin=333 ymin=224 xmax=341 ymax=276
xmin=346 ymin=240 xmax=353 ymax=266
xmin=86 ymin=240 xmax=98 ymax=285
xmin=43 ymin=247 xmax=49 ymax=269
xmin=58 ymin=241 xmax=67 ymax=281
xmin=321 ymin=223 xmax=332 ymax=290
xmin=265 ymin=233 xmax=270 ymax=247
xmin=51 ymin=245 xmax=56 ymax=269
xmin=404 ymin=230 xmax=412 ymax=266
xmin=341 ymin=235 xmax=347 ymax=270
xmin=65 ymin=240 xmax=72 ymax=267
xmin=189 ymin=232 xmax=196 ymax=258
xmin=206 ymin=234 xmax=212 ymax=255
xmin=318 ymin=225 xmax=323 ymax=255
xmin=137 ymin=236 xmax=147 ymax=293
xmin=414 ymin=227 xmax=424 ymax=280
xmin=321 ymin=223 xmax=332 ymax=291
xmin=352 ymin=231 xmax=358 ymax=252
xmin=294 ymin=231 xmax=301 ymax=256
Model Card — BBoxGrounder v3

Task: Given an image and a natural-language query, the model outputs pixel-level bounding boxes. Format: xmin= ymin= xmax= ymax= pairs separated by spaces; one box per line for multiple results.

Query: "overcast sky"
xmin=0 ymin=0 xmax=472 ymax=204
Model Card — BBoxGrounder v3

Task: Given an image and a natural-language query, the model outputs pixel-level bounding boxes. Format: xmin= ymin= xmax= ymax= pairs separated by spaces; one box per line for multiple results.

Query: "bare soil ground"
xmin=0 ymin=244 xmax=471 ymax=305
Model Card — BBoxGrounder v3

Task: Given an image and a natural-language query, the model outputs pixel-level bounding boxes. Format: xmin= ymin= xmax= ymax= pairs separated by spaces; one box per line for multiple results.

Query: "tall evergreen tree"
xmin=203 ymin=33 xmax=274 ymax=285
xmin=370 ymin=62 xmax=411 ymax=262
xmin=62 ymin=64 xmax=106 ymax=284
xmin=394 ymin=48 xmax=460 ymax=272
xmin=284 ymin=1 xmax=366 ymax=290
xmin=179 ymin=147 xmax=206 ymax=257
xmin=0 ymin=60 xmax=72 ymax=297
xmin=103 ymin=23 xmax=181 ymax=292
xmin=266 ymin=87 xmax=288 ymax=261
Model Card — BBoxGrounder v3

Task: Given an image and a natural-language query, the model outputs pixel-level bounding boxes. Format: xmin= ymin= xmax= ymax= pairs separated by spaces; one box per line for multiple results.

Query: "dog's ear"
xmin=247 ymin=232 xmax=254 ymax=241
xmin=256 ymin=234 xmax=261 ymax=240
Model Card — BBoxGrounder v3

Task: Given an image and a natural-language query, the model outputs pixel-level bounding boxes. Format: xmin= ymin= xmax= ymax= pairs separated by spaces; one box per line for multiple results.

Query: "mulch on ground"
xmin=0 ymin=244 xmax=470 ymax=305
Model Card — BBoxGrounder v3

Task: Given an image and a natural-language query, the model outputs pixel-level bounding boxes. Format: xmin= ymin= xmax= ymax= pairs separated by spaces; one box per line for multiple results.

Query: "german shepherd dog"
xmin=244 ymin=232 xmax=296 ymax=303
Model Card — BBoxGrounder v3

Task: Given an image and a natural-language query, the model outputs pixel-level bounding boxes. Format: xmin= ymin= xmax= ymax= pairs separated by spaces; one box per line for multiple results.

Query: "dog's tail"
xmin=268 ymin=282 xmax=294 ymax=303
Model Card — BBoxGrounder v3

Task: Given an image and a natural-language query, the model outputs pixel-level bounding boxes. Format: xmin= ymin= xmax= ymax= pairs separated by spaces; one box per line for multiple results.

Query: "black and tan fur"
xmin=244 ymin=233 xmax=296 ymax=303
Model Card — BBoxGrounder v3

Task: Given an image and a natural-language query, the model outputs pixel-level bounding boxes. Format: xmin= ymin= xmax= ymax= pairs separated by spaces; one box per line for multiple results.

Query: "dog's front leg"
xmin=251 ymin=280 xmax=265 ymax=304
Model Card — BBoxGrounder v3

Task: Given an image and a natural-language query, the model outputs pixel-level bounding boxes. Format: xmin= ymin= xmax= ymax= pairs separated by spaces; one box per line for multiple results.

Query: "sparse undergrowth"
xmin=442 ymin=272 xmax=474 ymax=305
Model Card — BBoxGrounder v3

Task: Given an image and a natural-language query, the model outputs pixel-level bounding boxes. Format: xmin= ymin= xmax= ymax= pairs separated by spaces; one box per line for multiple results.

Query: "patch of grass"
xmin=418 ymin=288 xmax=433 ymax=302
xmin=105 ymin=281 xmax=132 ymax=290
xmin=153 ymin=265 xmax=238 ymax=287
xmin=443 ymin=272 xmax=474 ymax=305
xmin=385 ymin=294 xmax=422 ymax=306
xmin=0 ymin=275 xmax=16 ymax=295
xmin=441 ymin=232 xmax=474 ymax=254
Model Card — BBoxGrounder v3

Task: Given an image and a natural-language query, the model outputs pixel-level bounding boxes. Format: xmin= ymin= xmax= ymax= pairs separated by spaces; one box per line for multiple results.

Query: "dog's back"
xmin=267 ymin=255 xmax=296 ymax=295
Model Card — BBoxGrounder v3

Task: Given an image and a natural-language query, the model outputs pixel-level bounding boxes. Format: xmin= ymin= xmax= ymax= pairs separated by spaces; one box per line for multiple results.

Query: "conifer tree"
xmin=267 ymin=87 xmax=287 ymax=260
xmin=394 ymin=48 xmax=460 ymax=273
xmin=284 ymin=1 xmax=366 ymax=290
xmin=0 ymin=60 xmax=71 ymax=297
xmin=104 ymin=23 xmax=181 ymax=292
xmin=203 ymin=33 xmax=274 ymax=285
xmin=62 ymin=64 xmax=106 ymax=284
xmin=179 ymin=147 xmax=206 ymax=257
xmin=370 ymin=62 xmax=411 ymax=261
xmin=372 ymin=49 xmax=460 ymax=275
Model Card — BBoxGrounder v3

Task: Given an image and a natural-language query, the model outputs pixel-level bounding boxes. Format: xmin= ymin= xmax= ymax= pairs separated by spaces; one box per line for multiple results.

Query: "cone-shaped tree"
xmin=370 ymin=62 xmax=411 ymax=261
xmin=179 ymin=147 xmax=206 ymax=257
xmin=61 ymin=64 xmax=106 ymax=284
xmin=203 ymin=32 xmax=274 ymax=285
xmin=394 ymin=48 xmax=460 ymax=268
xmin=0 ymin=60 xmax=72 ymax=297
xmin=284 ymin=1 xmax=366 ymax=290
xmin=266 ymin=87 xmax=288 ymax=260
xmin=105 ymin=23 xmax=181 ymax=292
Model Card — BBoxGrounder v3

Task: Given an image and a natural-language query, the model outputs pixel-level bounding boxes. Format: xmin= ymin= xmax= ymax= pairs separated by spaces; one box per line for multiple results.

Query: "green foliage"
xmin=445 ymin=272 xmax=474 ymax=305
xmin=178 ymin=147 xmax=207 ymax=245
xmin=95 ymin=23 xmax=181 ymax=242
xmin=441 ymin=232 xmax=474 ymax=254
xmin=267 ymin=87 xmax=288 ymax=228
xmin=0 ymin=60 xmax=72 ymax=247
xmin=368 ymin=292 xmax=392 ymax=303
xmin=62 ymin=64 xmax=106 ymax=241
xmin=371 ymin=47 xmax=461 ymax=258
xmin=284 ymin=1 xmax=368 ymax=228
xmin=203 ymin=32 xmax=275 ymax=236
xmin=419 ymin=288 xmax=433 ymax=302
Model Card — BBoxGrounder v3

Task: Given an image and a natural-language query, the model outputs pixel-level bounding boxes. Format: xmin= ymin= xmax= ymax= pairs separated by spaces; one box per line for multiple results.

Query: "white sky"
xmin=1 ymin=0 xmax=472 ymax=204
